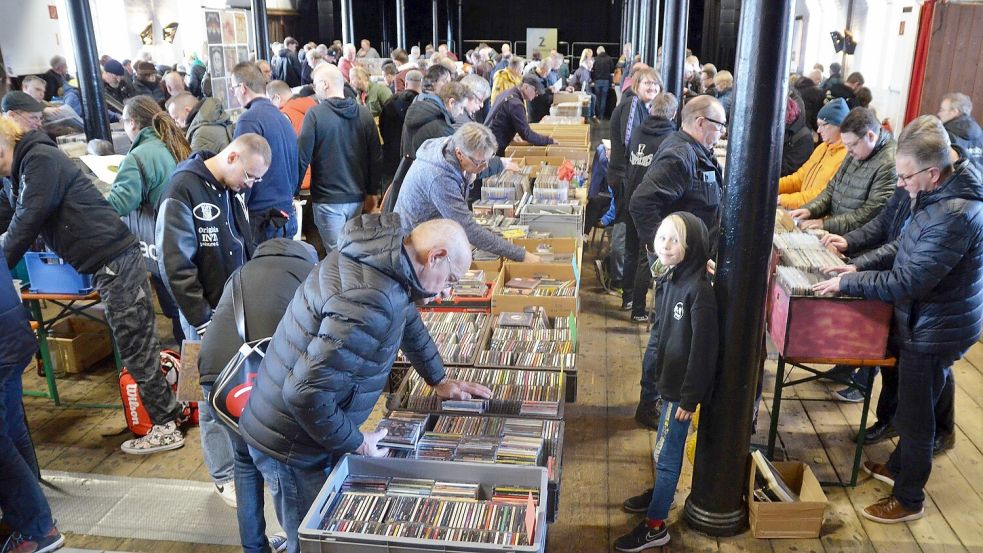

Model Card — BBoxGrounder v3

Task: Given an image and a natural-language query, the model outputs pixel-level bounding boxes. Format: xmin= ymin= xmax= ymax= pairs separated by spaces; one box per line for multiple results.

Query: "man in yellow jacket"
xmin=491 ymin=56 xmax=524 ymax=102
xmin=778 ymin=98 xmax=850 ymax=209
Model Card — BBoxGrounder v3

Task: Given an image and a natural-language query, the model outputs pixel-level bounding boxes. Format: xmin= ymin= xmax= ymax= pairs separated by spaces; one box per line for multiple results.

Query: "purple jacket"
xmin=483 ymin=87 xmax=552 ymax=156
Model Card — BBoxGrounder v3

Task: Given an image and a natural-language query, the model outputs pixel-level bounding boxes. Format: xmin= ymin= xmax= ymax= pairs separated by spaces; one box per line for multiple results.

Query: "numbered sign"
xmin=526 ymin=28 xmax=558 ymax=59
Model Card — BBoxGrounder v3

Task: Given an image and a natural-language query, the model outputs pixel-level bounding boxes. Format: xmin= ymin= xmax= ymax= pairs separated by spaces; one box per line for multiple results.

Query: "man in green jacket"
xmin=349 ymin=66 xmax=392 ymax=117
xmin=166 ymin=92 xmax=233 ymax=154
xmin=790 ymin=107 xmax=896 ymax=235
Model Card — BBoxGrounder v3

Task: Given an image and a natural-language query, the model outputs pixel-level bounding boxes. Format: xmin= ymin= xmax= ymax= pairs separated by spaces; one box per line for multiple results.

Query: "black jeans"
xmin=149 ymin=272 xmax=184 ymax=344
xmin=886 ymin=350 xmax=957 ymax=511
xmin=876 ymin=365 xmax=955 ymax=436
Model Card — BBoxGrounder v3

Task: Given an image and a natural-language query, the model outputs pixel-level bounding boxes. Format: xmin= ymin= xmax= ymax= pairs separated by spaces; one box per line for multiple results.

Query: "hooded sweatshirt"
xmin=156 ymin=152 xmax=253 ymax=330
xmin=649 ymin=212 xmax=719 ymax=412
xmin=400 ymin=92 xmax=456 ymax=159
xmin=298 ymin=97 xmax=383 ymax=205
xmin=186 ymin=97 xmax=233 ymax=155
xmin=0 ymin=130 xmax=136 ymax=272
xmin=239 ymin=213 xmax=447 ymax=468
xmin=945 ymin=114 xmax=983 ymax=172
xmin=235 ymin=96 xmax=300 ymax=213
xmin=197 ymin=238 xmax=317 ymax=385
xmin=624 ymin=116 xmax=677 ymax=221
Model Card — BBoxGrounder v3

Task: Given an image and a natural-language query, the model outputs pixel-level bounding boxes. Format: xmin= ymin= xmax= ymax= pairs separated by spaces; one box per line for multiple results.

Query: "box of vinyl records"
xmin=492 ymin=264 xmax=579 ymax=317
xmin=298 ymin=455 xmax=548 ymax=552
xmin=748 ymin=457 xmax=827 ymax=538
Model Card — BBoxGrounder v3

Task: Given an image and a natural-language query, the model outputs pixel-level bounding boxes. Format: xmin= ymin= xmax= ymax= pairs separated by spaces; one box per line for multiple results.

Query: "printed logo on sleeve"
xmin=673 ymin=302 xmax=684 ymax=320
xmin=192 ymin=203 xmax=221 ymax=221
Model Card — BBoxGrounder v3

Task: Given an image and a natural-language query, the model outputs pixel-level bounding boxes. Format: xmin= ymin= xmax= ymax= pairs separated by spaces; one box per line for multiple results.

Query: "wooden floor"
xmin=20 ymin=250 xmax=983 ymax=552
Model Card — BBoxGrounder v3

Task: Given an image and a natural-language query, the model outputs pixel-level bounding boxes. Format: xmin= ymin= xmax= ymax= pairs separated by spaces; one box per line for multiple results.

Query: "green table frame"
xmin=22 ymin=290 xmax=121 ymax=409
xmin=766 ymin=354 xmax=896 ymax=487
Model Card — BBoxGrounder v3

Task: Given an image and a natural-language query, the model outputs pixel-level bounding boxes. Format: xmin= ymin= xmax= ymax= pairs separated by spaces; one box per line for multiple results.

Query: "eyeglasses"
xmin=897 ymin=167 xmax=932 ymax=185
xmin=701 ymin=115 xmax=726 ymax=131
xmin=242 ymin=167 xmax=263 ymax=185
xmin=459 ymin=150 xmax=490 ymax=170
xmin=638 ymin=79 xmax=659 ymax=87
xmin=13 ymin=111 xmax=43 ymax=126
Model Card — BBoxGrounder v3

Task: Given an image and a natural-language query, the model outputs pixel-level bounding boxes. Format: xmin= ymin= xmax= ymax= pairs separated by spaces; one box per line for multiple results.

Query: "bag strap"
xmin=232 ymin=270 xmax=247 ymax=342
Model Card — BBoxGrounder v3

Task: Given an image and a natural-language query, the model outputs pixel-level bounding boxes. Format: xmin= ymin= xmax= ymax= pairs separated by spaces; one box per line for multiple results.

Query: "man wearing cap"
xmin=778 ymin=97 xmax=850 ymax=209
xmin=102 ymin=59 xmax=134 ymax=121
xmin=1 ymin=91 xmax=45 ymax=134
xmin=483 ymin=74 xmax=554 ymax=157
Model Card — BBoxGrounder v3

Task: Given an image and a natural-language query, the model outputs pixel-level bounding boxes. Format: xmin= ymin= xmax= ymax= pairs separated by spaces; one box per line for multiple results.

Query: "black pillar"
xmin=251 ymin=0 xmax=270 ymax=61
xmin=660 ymin=0 xmax=688 ymax=105
xmin=65 ymin=0 xmax=110 ymax=142
xmin=340 ymin=0 xmax=353 ymax=44
xmin=456 ymin=0 xmax=463 ymax=57
xmin=644 ymin=0 xmax=662 ymax=66
xmin=682 ymin=0 xmax=793 ymax=536
xmin=395 ymin=0 xmax=406 ymax=49
xmin=318 ymin=0 xmax=336 ymax=46
xmin=445 ymin=0 xmax=452 ymax=50
xmin=620 ymin=0 xmax=629 ymax=57
xmin=432 ymin=0 xmax=439 ymax=48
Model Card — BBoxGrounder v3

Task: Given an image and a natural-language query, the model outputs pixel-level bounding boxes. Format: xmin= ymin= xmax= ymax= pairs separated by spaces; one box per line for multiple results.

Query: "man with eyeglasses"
xmin=628 ymin=95 xmax=725 ymax=425
xmin=790 ymin=107 xmax=896 ymax=235
xmin=484 ymin=75 xmax=554 ymax=157
xmin=1 ymin=91 xmax=45 ymax=134
xmin=813 ymin=115 xmax=983 ymax=524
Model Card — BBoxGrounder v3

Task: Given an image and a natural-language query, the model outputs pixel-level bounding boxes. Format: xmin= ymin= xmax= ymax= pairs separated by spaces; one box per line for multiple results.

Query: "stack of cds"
xmin=449 ymin=269 xmax=488 ymax=298
xmin=501 ymin=278 xmax=576 ymax=297
xmin=477 ymin=312 xmax=576 ymax=370
xmin=402 ymin=367 xmax=562 ymax=417
xmin=772 ymin=233 xmax=846 ymax=272
xmin=376 ymin=412 xmax=429 ymax=450
xmin=395 ymin=312 xmax=490 ymax=366
xmin=775 ymin=266 xmax=828 ymax=296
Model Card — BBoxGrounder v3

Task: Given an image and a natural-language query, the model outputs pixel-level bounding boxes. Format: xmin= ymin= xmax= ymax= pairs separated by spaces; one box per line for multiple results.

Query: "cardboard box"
xmin=505 ymin=145 xmax=550 ymax=158
xmin=471 ymin=257 xmax=503 ymax=273
xmin=510 ymin=237 xmax=583 ymax=277
xmin=748 ymin=460 xmax=828 ymax=538
xmin=492 ymin=263 xmax=579 ymax=316
xmin=48 ymin=317 xmax=113 ymax=374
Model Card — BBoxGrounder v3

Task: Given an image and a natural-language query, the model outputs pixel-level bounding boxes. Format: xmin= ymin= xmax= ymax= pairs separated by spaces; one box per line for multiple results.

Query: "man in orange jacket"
xmin=778 ymin=97 xmax=849 ymax=209
xmin=267 ymin=80 xmax=316 ymax=191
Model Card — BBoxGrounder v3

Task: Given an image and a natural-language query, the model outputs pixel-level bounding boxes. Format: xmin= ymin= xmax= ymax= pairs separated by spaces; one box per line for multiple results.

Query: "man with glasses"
xmin=813 ymin=115 xmax=983 ymax=524
xmin=484 ymin=75 xmax=555 ymax=157
xmin=1 ymin=91 xmax=45 ymax=133
xmin=394 ymin=123 xmax=541 ymax=263
xmin=628 ymin=95 xmax=725 ymax=425
xmin=938 ymin=92 xmax=983 ymax=172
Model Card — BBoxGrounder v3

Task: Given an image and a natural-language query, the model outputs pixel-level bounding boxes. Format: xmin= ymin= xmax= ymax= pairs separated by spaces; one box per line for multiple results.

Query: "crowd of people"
xmin=0 ymin=29 xmax=982 ymax=553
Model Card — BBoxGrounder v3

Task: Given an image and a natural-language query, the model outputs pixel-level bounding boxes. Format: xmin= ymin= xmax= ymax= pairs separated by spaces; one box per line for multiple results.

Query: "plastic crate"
xmin=24 ymin=252 xmax=93 ymax=295
xmin=298 ymin=455 xmax=548 ymax=552
xmin=518 ymin=203 xmax=585 ymax=238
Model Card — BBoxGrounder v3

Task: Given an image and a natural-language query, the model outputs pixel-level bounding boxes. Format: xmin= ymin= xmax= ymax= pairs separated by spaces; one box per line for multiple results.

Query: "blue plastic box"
xmin=23 ymin=252 xmax=93 ymax=295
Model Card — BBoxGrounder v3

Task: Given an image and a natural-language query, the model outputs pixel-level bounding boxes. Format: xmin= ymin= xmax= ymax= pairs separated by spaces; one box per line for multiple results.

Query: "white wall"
xmin=0 ymin=0 xmax=73 ymax=75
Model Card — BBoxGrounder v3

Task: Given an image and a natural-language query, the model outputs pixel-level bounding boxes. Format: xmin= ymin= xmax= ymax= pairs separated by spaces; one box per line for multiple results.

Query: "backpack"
xmin=119 ymin=349 xmax=198 ymax=436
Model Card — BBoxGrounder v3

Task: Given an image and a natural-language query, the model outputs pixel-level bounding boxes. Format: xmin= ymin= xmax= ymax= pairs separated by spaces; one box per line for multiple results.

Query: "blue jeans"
xmin=199 ymin=383 xmax=235 ymax=485
xmin=594 ymin=79 xmax=611 ymax=119
xmin=313 ymin=202 xmax=362 ymax=253
xmin=586 ymin=92 xmax=597 ymax=118
xmin=220 ymin=423 xmax=271 ymax=553
xmin=249 ymin=446 xmax=332 ymax=553
xmin=646 ymin=400 xmax=691 ymax=520
xmin=0 ymin=372 xmax=54 ymax=538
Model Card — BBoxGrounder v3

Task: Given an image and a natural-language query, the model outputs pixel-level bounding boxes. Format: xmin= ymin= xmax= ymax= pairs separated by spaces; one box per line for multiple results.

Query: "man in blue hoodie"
xmin=231 ymin=61 xmax=300 ymax=246
xmin=298 ymin=63 xmax=383 ymax=253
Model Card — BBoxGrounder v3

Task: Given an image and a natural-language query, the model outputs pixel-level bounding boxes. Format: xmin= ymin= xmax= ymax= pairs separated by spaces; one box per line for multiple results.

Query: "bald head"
xmin=405 ymin=219 xmax=472 ymax=296
xmin=681 ymin=95 xmax=726 ymax=149
xmin=312 ymin=63 xmax=345 ymax=100
xmin=266 ymin=80 xmax=293 ymax=107
xmin=165 ymin=91 xmax=199 ymax=128
xmin=163 ymin=72 xmax=185 ymax=96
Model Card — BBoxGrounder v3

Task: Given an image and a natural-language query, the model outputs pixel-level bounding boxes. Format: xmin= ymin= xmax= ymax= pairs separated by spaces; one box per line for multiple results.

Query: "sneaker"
xmin=856 ymin=421 xmax=898 ymax=444
xmin=595 ymin=259 xmax=610 ymax=290
xmin=621 ymin=300 xmax=634 ymax=311
xmin=614 ymin=519 xmax=670 ymax=551
xmin=862 ymin=496 xmax=924 ymax=524
xmin=862 ymin=461 xmax=895 ymax=487
xmin=2 ymin=527 xmax=65 ymax=553
xmin=268 ymin=532 xmax=288 ymax=552
xmin=606 ymin=287 xmax=624 ymax=297
xmin=216 ymin=481 xmax=237 ymax=508
xmin=933 ymin=432 xmax=955 ymax=455
xmin=832 ymin=387 xmax=864 ymax=403
xmin=631 ymin=313 xmax=649 ymax=323
xmin=120 ymin=421 xmax=185 ymax=455
xmin=622 ymin=488 xmax=654 ymax=513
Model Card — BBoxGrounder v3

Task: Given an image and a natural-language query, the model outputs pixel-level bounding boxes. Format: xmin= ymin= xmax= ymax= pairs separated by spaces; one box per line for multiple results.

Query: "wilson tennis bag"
xmin=119 ymin=349 xmax=198 ymax=436
xmin=210 ymin=271 xmax=270 ymax=430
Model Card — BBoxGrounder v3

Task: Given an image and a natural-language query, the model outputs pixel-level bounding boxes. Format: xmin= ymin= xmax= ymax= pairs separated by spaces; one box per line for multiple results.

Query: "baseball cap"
xmin=521 ymin=75 xmax=545 ymax=96
xmin=1 ymin=91 xmax=44 ymax=113
xmin=104 ymin=59 xmax=125 ymax=76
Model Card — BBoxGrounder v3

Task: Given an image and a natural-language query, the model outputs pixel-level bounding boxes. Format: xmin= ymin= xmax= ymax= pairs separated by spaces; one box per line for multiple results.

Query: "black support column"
xmin=340 ymin=0 xmax=353 ymax=44
xmin=65 ymin=0 xmax=110 ymax=142
xmin=682 ymin=0 xmax=794 ymax=536
xmin=456 ymin=0 xmax=463 ymax=57
xmin=432 ymin=0 xmax=439 ymax=48
xmin=660 ymin=0 xmax=688 ymax=106
xmin=251 ymin=0 xmax=270 ymax=61
xmin=395 ymin=0 xmax=406 ymax=49
xmin=318 ymin=0 xmax=336 ymax=47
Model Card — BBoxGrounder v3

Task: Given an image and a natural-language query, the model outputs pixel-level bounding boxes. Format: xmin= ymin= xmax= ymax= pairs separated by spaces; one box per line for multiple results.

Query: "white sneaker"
xmin=216 ymin=481 xmax=237 ymax=508
xmin=120 ymin=421 xmax=185 ymax=455
xmin=268 ymin=532 xmax=288 ymax=552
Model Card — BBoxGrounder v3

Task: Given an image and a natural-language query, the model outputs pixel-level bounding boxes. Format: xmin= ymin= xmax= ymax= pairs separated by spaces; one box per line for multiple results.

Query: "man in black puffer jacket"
xmin=814 ymin=116 xmax=983 ymax=525
xmin=240 ymin=214 xmax=492 ymax=552
xmin=938 ymin=92 xmax=983 ymax=172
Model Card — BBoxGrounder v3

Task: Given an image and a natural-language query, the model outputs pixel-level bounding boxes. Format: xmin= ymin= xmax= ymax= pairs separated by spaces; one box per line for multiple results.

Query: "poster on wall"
xmin=203 ymin=8 xmax=251 ymax=111
xmin=208 ymin=45 xmax=225 ymax=78
xmin=234 ymin=12 xmax=248 ymax=44
xmin=205 ymin=11 xmax=222 ymax=45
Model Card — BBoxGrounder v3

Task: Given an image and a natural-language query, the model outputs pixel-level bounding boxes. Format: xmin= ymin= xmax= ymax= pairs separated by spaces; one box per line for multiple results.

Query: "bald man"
xmin=240 ymin=214 xmax=490 ymax=553
xmin=299 ymin=63 xmax=382 ymax=252
xmin=166 ymin=91 xmax=233 ymax=154
xmin=162 ymin=71 xmax=185 ymax=100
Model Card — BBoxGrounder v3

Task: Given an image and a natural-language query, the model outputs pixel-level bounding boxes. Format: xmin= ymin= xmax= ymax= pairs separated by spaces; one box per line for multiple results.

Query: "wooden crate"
xmin=48 ymin=316 xmax=113 ymax=374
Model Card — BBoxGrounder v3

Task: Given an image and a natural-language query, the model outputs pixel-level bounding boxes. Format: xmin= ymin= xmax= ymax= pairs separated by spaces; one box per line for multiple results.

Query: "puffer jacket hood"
xmin=946 ymin=114 xmax=983 ymax=145
xmin=668 ymin=211 xmax=711 ymax=282
xmin=404 ymin=93 xmax=453 ymax=132
xmin=252 ymin=236 xmax=318 ymax=264
xmin=321 ymin=97 xmax=361 ymax=120
xmin=336 ymin=213 xmax=433 ymax=301
xmin=187 ymin=96 xmax=231 ymax=136
xmin=916 ymin=156 xmax=983 ymax=208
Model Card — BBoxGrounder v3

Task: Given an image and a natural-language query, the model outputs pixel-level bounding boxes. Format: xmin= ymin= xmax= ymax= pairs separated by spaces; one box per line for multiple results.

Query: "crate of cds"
xmin=298 ymin=455 xmax=548 ymax=552
xmin=374 ymin=411 xmax=566 ymax=523
xmin=388 ymin=311 xmax=491 ymax=392
xmin=510 ymin=237 xmax=583 ymax=279
xmin=477 ymin=310 xmax=579 ymax=403
xmin=768 ymin=233 xmax=892 ymax=360
xmin=388 ymin=366 xmax=566 ymax=420
xmin=518 ymin=201 xmax=584 ymax=238
xmin=422 ymin=269 xmax=497 ymax=313
xmin=492 ymin=263 xmax=579 ymax=318
xmin=472 ymin=170 xmax=531 ymax=219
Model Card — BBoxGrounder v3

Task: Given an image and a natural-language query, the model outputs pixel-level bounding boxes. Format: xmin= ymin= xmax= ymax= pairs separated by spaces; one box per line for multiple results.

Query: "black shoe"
xmin=622 ymin=488 xmax=654 ymax=513
xmin=621 ymin=300 xmax=633 ymax=311
xmin=614 ymin=518 xmax=670 ymax=551
xmin=856 ymin=421 xmax=898 ymax=444
xmin=634 ymin=403 xmax=660 ymax=430
xmin=933 ymin=432 xmax=955 ymax=455
xmin=631 ymin=313 xmax=649 ymax=323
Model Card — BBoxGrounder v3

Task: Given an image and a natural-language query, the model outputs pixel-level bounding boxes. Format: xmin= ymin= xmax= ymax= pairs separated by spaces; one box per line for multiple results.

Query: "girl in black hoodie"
xmin=616 ymin=212 xmax=719 ymax=552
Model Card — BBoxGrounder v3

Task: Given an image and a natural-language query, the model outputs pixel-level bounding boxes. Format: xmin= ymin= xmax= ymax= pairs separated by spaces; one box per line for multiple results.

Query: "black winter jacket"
xmin=840 ymin=159 xmax=983 ymax=355
xmin=0 ymin=131 xmax=136 ymax=272
xmin=608 ymin=91 xmax=650 ymax=191
xmin=379 ymin=89 xmax=420 ymax=176
xmin=624 ymin=116 xmax=677 ymax=224
xmin=591 ymin=53 xmax=615 ymax=82
xmin=782 ymin=113 xmax=814 ymax=177
xmin=794 ymin=77 xmax=825 ymax=132
xmin=629 ymin=130 xmax=723 ymax=254
xmin=239 ymin=214 xmax=448 ymax=469
xmin=843 ymin=187 xmax=910 ymax=271
xmin=197 ymin=239 xmax=317 ymax=385
xmin=400 ymin=93 xmax=455 ymax=159
xmin=0 ymin=244 xmax=37 ymax=381
xmin=272 ymin=48 xmax=302 ymax=88
xmin=945 ymin=114 xmax=983 ymax=172
xmin=649 ymin=212 xmax=718 ymax=411
xmin=298 ymin=97 xmax=383 ymax=204
xmin=156 ymin=152 xmax=253 ymax=329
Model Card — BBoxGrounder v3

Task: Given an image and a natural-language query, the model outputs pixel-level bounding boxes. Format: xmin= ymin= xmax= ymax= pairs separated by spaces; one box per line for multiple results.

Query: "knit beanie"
xmin=817 ymin=97 xmax=849 ymax=126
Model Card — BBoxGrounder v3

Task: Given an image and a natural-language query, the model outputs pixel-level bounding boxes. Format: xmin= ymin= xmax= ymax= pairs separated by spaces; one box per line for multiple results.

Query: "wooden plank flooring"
xmin=20 ymin=248 xmax=983 ymax=552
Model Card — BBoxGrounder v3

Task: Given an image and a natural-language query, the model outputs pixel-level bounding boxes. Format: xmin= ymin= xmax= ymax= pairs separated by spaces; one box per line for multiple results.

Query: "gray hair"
xmin=897 ymin=115 xmax=952 ymax=172
xmin=405 ymin=70 xmax=424 ymax=84
xmin=50 ymin=55 xmax=67 ymax=70
xmin=942 ymin=92 xmax=973 ymax=117
xmin=452 ymin=122 xmax=497 ymax=158
xmin=460 ymin=74 xmax=491 ymax=101
xmin=650 ymin=93 xmax=679 ymax=120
